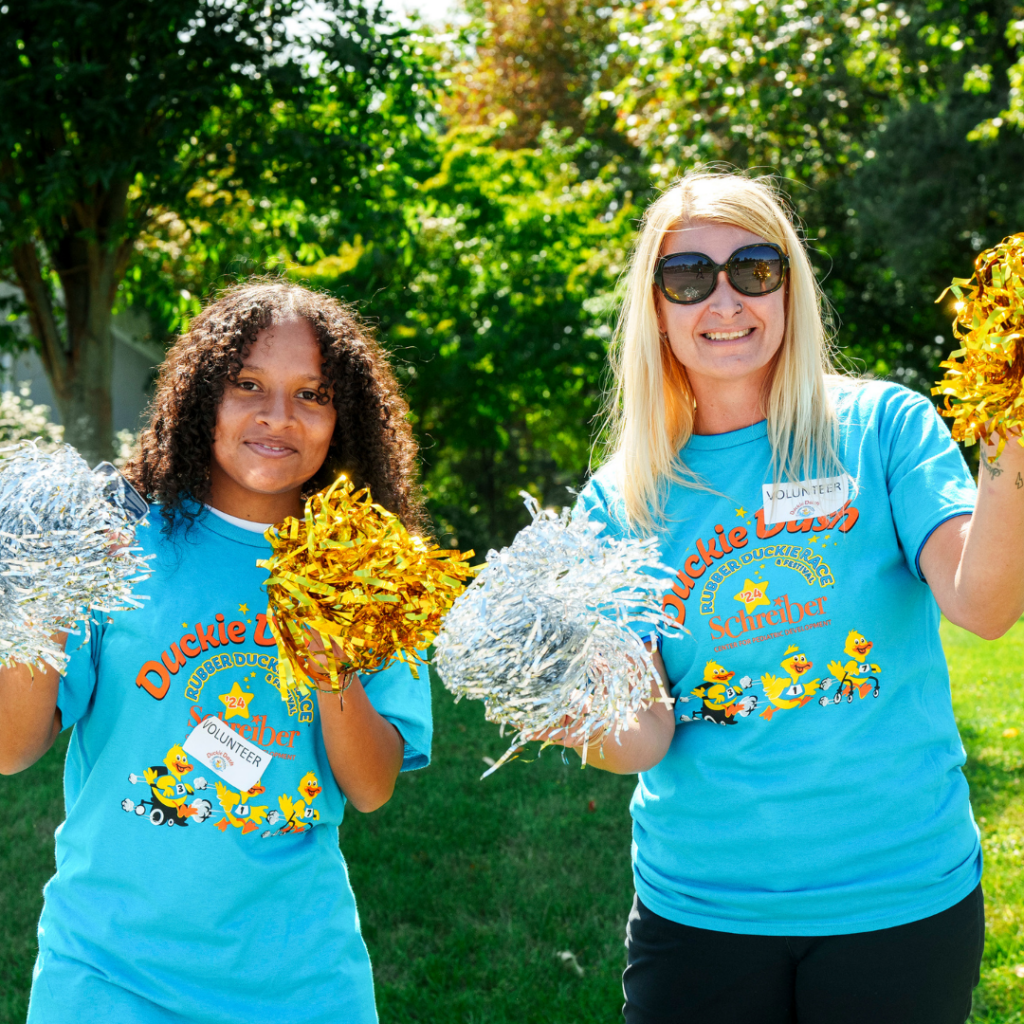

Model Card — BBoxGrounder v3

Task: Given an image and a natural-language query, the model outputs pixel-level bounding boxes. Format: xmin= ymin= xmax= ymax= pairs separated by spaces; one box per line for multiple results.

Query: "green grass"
xmin=2 ymin=621 xmax=1022 ymax=1022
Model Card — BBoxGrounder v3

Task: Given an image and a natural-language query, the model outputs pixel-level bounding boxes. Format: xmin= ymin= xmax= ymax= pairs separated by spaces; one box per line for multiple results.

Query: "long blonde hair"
xmin=602 ymin=170 xmax=842 ymax=531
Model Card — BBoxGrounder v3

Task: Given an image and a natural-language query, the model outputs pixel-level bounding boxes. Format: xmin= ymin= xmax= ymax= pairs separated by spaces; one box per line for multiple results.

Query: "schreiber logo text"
xmin=710 ymin=592 xmax=828 ymax=642
xmin=714 ymin=614 xmax=832 ymax=653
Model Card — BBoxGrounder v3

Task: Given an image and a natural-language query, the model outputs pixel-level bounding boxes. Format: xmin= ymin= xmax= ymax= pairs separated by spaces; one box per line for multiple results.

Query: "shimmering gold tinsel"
xmin=932 ymin=232 xmax=1024 ymax=460
xmin=257 ymin=475 xmax=476 ymax=697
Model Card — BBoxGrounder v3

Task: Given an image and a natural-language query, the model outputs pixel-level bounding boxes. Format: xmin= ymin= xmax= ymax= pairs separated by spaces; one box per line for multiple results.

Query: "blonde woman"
xmin=568 ymin=171 xmax=1024 ymax=1023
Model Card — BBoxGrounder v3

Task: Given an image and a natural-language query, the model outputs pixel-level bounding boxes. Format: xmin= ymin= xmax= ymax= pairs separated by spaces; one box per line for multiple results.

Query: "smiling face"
xmin=704 ymin=660 xmax=735 ymax=684
xmin=782 ymin=653 xmax=812 ymax=676
xmin=208 ymin=318 xmax=337 ymax=523
xmin=165 ymin=745 xmax=193 ymax=777
xmin=299 ymin=771 xmax=322 ymax=802
xmin=656 ymin=220 xmax=786 ymax=418
xmin=845 ymin=630 xmax=873 ymax=661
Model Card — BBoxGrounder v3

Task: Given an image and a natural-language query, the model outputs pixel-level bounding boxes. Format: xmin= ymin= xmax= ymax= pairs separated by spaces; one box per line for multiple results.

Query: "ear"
xmin=652 ymin=288 xmax=666 ymax=333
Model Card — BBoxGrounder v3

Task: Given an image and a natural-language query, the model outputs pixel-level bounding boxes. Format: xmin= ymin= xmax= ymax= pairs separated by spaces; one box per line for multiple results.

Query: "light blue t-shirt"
xmin=28 ymin=508 xmax=431 ymax=1024
xmin=578 ymin=381 xmax=981 ymax=936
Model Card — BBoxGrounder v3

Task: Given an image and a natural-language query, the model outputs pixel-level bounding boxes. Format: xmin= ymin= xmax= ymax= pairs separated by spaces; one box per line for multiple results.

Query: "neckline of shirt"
xmin=684 ymin=419 xmax=769 ymax=451
xmin=205 ymin=505 xmax=273 ymax=533
xmin=195 ymin=505 xmax=273 ymax=548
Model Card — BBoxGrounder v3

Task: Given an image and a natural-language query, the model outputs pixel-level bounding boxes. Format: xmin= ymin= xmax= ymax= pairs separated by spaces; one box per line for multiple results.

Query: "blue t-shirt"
xmin=578 ymin=381 xmax=981 ymax=935
xmin=28 ymin=508 xmax=431 ymax=1024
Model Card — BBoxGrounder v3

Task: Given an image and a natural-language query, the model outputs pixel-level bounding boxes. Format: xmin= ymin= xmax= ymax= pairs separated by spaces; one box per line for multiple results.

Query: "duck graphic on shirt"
xmin=267 ymin=771 xmax=324 ymax=836
xmin=759 ymin=647 xmax=822 ymax=720
xmin=827 ymin=630 xmax=882 ymax=702
xmin=214 ymin=781 xmax=270 ymax=834
xmin=121 ymin=745 xmax=214 ymax=827
xmin=691 ymin=661 xmax=758 ymax=724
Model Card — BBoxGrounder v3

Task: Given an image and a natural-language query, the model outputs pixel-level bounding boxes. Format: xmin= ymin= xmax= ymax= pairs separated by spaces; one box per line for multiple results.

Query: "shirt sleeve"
xmin=361 ymin=659 xmax=433 ymax=771
xmin=880 ymin=388 xmax=976 ymax=581
xmin=575 ymin=474 xmax=665 ymax=645
xmin=57 ymin=613 xmax=106 ymax=730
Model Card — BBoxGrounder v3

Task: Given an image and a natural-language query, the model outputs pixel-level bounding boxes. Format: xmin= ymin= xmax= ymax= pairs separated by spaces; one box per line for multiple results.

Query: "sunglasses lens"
xmin=659 ymin=254 xmax=716 ymax=303
xmin=729 ymin=245 xmax=784 ymax=295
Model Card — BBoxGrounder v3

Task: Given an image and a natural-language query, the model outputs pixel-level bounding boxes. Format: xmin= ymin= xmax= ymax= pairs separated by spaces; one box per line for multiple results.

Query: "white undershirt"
xmin=205 ymin=505 xmax=273 ymax=533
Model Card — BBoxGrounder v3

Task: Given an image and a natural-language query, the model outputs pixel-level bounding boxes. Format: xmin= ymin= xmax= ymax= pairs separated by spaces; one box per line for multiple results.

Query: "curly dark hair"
xmin=124 ymin=281 xmax=426 ymax=533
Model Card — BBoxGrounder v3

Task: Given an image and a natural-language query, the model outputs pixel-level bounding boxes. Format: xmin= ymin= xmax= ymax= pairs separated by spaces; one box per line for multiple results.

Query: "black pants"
xmin=623 ymin=885 xmax=984 ymax=1024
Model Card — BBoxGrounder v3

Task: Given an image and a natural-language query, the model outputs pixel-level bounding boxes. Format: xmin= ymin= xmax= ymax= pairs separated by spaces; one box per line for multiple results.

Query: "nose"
xmin=254 ymin=387 xmax=295 ymax=429
xmin=706 ymin=271 xmax=744 ymax=315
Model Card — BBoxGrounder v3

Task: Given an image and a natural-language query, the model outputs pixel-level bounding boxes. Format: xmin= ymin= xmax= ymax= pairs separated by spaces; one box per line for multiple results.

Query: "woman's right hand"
xmin=528 ymin=648 xmax=677 ymax=775
xmin=0 ymin=633 xmax=66 ymax=775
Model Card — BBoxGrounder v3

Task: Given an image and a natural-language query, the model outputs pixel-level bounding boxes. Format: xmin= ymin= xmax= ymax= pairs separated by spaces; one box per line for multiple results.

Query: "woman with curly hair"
xmin=0 ymin=282 xmax=431 ymax=1024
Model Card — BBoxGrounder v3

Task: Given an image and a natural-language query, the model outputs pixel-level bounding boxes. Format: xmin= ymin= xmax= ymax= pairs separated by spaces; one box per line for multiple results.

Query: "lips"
xmin=244 ymin=438 xmax=297 ymax=458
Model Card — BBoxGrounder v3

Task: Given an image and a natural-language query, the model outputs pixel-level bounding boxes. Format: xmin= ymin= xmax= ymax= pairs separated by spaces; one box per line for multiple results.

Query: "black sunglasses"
xmin=653 ymin=243 xmax=790 ymax=305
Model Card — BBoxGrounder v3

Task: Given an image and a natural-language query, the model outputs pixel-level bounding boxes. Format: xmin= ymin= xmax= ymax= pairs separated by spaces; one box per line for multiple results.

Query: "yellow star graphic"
xmin=239 ymin=603 xmax=249 ymax=614
xmin=734 ymin=578 xmax=770 ymax=613
xmin=219 ymin=681 xmax=255 ymax=720
xmin=735 ymin=506 xmax=748 ymax=517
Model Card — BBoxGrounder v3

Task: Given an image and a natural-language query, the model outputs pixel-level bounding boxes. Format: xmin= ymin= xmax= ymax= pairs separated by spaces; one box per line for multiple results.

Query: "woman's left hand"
xmin=298 ymin=626 xmax=357 ymax=692
xmin=920 ymin=426 xmax=1024 ymax=639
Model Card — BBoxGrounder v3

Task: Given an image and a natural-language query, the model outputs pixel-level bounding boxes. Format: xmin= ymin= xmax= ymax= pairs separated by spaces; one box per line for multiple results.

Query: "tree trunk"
xmin=10 ymin=180 xmax=132 ymax=466
xmin=51 ymin=304 xmax=115 ymax=466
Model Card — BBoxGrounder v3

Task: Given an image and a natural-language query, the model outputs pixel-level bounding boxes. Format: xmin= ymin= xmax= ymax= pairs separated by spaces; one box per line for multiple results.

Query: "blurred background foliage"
xmin=3 ymin=0 xmax=1024 ymax=553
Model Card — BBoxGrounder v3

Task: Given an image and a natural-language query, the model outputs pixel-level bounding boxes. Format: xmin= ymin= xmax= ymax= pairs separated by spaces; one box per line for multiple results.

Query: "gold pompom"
xmin=257 ymin=475 xmax=476 ymax=698
xmin=932 ymin=232 xmax=1024 ymax=460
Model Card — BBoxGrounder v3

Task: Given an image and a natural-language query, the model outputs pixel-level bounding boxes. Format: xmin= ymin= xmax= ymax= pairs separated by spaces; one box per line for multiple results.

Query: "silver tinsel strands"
xmin=434 ymin=494 xmax=679 ymax=776
xmin=0 ymin=442 xmax=151 ymax=673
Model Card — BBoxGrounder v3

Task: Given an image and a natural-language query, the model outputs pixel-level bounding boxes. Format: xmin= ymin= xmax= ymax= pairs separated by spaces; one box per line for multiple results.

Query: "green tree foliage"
xmin=601 ymin=0 xmax=908 ymax=181
xmin=0 ymin=0 xmax=426 ymax=462
xmin=290 ymin=127 xmax=633 ymax=552
xmin=392 ymin=130 xmax=631 ymax=552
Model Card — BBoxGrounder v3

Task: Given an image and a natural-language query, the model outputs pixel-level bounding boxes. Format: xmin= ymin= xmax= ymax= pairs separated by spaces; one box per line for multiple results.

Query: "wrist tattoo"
xmin=1017 ymin=472 xmax=1023 ymax=490
xmin=981 ymin=457 xmax=1004 ymax=479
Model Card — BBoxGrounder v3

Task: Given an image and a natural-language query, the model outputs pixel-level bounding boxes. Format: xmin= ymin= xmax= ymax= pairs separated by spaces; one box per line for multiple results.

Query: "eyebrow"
xmin=240 ymin=364 xmax=325 ymax=384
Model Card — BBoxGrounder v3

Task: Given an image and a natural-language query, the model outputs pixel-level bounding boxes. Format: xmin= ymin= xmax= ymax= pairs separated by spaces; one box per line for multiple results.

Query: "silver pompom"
xmin=434 ymin=493 xmax=679 ymax=775
xmin=0 ymin=441 xmax=151 ymax=672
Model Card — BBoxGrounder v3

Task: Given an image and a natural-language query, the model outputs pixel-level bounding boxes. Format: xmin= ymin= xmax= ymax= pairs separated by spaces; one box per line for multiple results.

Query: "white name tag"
xmin=761 ymin=474 xmax=852 ymax=525
xmin=183 ymin=716 xmax=270 ymax=792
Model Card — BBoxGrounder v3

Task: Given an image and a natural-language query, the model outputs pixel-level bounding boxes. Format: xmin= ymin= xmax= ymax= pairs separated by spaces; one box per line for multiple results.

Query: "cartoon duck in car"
xmin=120 ymin=744 xmax=204 ymax=827
xmin=691 ymin=661 xmax=757 ymax=724
xmin=760 ymin=647 xmax=821 ymax=720
xmin=826 ymin=630 xmax=881 ymax=702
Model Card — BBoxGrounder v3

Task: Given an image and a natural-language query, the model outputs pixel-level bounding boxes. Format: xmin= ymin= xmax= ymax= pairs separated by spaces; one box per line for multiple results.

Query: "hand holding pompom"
xmin=433 ymin=493 xmax=681 ymax=776
xmin=0 ymin=441 xmax=151 ymax=672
